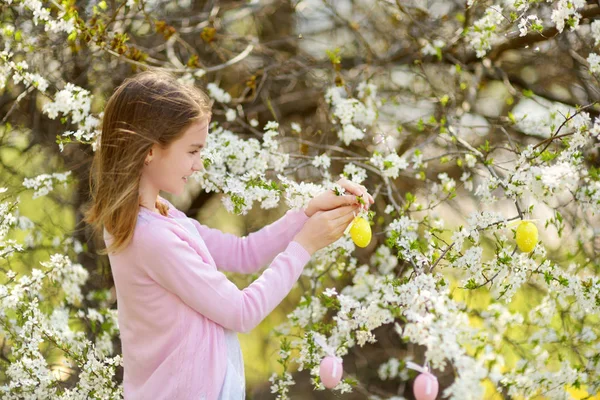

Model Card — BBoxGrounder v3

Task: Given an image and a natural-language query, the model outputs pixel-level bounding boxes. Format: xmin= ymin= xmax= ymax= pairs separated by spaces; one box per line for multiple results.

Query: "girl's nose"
xmin=192 ymin=160 xmax=204 ymax=172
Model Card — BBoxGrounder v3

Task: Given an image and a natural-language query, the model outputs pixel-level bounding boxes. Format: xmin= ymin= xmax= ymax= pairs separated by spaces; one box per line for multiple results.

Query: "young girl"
xmin=84 ymin=70 xmax=373 ymax=400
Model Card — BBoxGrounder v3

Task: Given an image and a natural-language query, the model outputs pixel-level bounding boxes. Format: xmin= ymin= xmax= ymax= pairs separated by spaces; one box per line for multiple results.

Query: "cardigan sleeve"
xmin=189 ymin=208 xmax=310 ymax=274
xmin=135 ymin=224 xmax=311 ymax=333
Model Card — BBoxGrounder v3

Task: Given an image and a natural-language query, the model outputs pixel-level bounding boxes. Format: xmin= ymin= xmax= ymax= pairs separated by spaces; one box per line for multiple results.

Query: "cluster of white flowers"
xmin=592 ymin=20 xmax=600 ymax=46
xmin=42 ymin=83 xmax=100 ymax=151
xmin=262 ymin=121 xmax=281 ymax=151
xmin=370 ymin=151 xmax=409 ymax=179
xmin=1 ymin=53 xmax=101 ymax=152
xmin=287 ymin=295 xmax=327 ymax=327
xmin=421 ymin=39 xmax=445 ymax=57
xmin=311 ymin=154 xmax=331 ymax=170
xmin=0 ymin=51 xmax=48 ymax=92
xmin=176 ymin=72 xmax=193 ymax=86
xmin=551 ymin=0 xmax=585 ymax=33
xmin=0 ymin=198 xmax=23 ymax=259
xmin=377 ymin=357 xmax=409 ymax=381
xmin=387 ymin=216 xmax=431 ymax=271
xmin=341 ymin=163 xmax=367 ymax=184
xmin=435 ymin=172 xmax=456 ymax=194
xmin=22 ymin=171 xmax=72 ymax=199
xmin=282 ymin=271 xmax=492 ymax=399
xmin=503 ymin=357 xmax=589 ymax=398
xmin=0 ymin=224 xmax=122 ymax=399
xmin=505 ymin=155 xmax=580 ymax=201
xmin=370 ymin=244 xmax=398 ymax=275
xmin=206 ymin=82 xmax=232 ymax=103
xmin=588 ymin=53 xmax=600 ymax=75
xmin=11 ymin=0 xmax=76 ymax=34
xmin=356 ymin=81 xmax=378 ymax=106
xmin=43 ymin=83 xmax=91 ymax=124
xmin=0 ymin=195 xmax=17 ymax=239
xmin=467 ymin=7 xmax=504 ymax=58
xmin=325 ymin=85 xmax=377 ymax=145
xmin=537 ymin=161 xmax=579 ymax=192
xmin=279 ymin=177 xmax=324 ymax=211
xmin=518 ymin=15 xmax=543 ymax=37
xmin=453 ymin=246 xmax=484 ymax=284
xmin=474 ymin=174 xmax=501 ymax=203
xmin=225 ymin=107 xmax=236 ymax=122
xmin=269 ymin=372 xmax=295 ymax=398
xmin=193 ymin=122 xmax=298 ymax=214
xmin=577 ymin=178 xmax=600 ymax=215
xmin=464 ymin=153 xmax=477 ymax=168
xmin=41 ymin=254 xmax=89 ymax=306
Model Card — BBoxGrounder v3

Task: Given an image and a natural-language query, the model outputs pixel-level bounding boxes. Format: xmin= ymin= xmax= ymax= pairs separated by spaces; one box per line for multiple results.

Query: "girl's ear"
xmin=145 ymin=149 xmax=153 ymax=165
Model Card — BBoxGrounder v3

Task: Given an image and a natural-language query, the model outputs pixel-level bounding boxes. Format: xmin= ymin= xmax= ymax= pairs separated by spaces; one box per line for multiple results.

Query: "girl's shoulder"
xmin=134 ymin=196 xmax=204 ymax=251
xmin=133 ymin=213 xmax=194 ymax=253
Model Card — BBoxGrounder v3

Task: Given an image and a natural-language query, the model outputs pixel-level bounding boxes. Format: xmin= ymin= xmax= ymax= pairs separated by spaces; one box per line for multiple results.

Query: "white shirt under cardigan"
xmin=171 ymin=216 xmax=246 ymax=399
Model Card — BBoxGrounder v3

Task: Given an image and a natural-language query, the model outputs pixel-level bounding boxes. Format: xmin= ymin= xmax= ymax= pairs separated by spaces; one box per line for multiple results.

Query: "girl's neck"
xmin=140 ymin=204 xmax=159 ymax=213
xmin=138 ymin=192 xmax=159 ymax=212
xmin=139 ymin=198 xmax=170 ymax=217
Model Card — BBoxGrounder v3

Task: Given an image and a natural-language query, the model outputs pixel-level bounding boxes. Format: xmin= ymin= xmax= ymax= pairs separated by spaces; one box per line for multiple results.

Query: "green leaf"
xmin=464 ymin=279 xmax=478 ymax=289
xmin=440 ymin=94 xmax=449 ymax=107
xmin=540 ymin=150 xmax=557 ymax=162
xmin=523 ymin=89 xmax=534 ymax=98
xmin=325 ymin=48 xmax=341 ymax=65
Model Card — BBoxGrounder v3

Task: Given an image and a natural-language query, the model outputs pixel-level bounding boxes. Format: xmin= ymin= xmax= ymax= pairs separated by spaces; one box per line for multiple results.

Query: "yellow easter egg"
xmin=349 ymin=216 xmax=371 ymax=248
xmin=516 ymin=221 xmax=538 ymax=253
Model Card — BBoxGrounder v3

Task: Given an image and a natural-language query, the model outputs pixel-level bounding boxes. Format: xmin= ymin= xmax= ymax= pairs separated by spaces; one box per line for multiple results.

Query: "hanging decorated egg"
xmin=407 ymin=361 xmax=439 ymax=400
xmin=349 ymin=215 xmax=372 ymax=247
xmin=515 ymin=220 xmax=538 ymax=253
xmin=413 ymin=371 xmax=439 ymax=400
xmin=319 ymin=355 xmax=343 ymax=389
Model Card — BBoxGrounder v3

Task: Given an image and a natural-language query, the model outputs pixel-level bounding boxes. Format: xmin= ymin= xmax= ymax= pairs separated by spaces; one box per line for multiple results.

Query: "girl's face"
xmin=143 ymin=118 xmax=209 ymax=196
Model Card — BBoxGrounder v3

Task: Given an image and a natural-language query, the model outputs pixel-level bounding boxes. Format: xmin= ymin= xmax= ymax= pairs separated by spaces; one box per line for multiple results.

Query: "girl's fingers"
xmin=338 ymin=209 xmax=357 ymax=229
xmin=331 ymin=204 xmax=359 ymax=220
xmin=337 ymin=177 xmax=374 ymax=206
xmin=342 ymin=194 xmax=359 ymax=206
xmin=358 ymin=185 xmax=374 ymax=204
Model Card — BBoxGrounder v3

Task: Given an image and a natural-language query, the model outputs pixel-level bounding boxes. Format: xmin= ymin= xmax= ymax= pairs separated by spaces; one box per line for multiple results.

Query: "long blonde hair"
xmin=83 ymin=69 xmax=212 ymax=255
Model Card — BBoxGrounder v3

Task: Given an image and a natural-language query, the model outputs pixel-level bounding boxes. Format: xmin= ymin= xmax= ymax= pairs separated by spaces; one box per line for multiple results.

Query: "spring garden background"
xmin=1 ymin=0 xmax=600 ymax=398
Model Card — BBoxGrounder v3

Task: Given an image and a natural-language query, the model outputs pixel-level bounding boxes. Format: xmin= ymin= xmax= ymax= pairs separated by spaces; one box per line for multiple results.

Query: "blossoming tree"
xmin=1 ymin=0 xmax=600 ymax=398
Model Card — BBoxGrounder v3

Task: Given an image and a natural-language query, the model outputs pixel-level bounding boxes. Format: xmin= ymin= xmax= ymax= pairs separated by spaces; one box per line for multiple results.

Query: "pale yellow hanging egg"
xmin=349 ymin=216 xmax=372 ymax=248
xmin=515 ymin=221 xmax=538 ymax=253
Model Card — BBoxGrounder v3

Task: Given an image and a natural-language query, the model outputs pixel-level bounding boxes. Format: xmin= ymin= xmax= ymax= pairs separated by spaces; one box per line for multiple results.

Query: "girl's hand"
xmin=294 ymin=204 xmax=361 ymax=255
xmin=304 ymin=177 xmax=374 ymax=217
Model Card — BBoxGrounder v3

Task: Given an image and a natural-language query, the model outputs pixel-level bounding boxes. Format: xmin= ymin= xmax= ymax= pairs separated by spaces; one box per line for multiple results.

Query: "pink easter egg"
xmin=319 ymin=356 xmax=343 ymax=389
xmin=413 ymin=372 xmax=439 ymax=400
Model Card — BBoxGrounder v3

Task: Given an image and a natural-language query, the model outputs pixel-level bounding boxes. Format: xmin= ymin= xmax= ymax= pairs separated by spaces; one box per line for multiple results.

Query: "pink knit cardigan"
xmin=103 ymin=196 xmax=311 ymax=399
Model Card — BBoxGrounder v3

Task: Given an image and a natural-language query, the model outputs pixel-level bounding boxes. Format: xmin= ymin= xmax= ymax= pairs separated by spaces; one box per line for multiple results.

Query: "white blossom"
xmin=206 ymin=82 xmax=231 ymax=103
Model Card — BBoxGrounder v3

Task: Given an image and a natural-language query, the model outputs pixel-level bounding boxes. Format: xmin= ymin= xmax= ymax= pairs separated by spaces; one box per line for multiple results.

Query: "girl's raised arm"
xmin=135 ymin=223 xmax=311 ymax=333
xmin=189 ymin=208 xmax=309 ymax=274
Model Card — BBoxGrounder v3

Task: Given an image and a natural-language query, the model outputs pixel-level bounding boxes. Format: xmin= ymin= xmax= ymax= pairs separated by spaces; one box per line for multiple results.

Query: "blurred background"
xmin=2 ymin=0 xmax=600 ymax=398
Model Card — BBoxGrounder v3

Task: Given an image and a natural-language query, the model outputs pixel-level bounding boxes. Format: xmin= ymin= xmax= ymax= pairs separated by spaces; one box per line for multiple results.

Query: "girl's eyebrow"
xmin=190 ymin=143 xmax=204 ymax=148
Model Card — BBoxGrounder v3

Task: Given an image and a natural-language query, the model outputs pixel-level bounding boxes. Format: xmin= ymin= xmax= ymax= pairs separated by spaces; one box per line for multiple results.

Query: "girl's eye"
xmin=190 ymin=150 xmax=199 ymax=155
